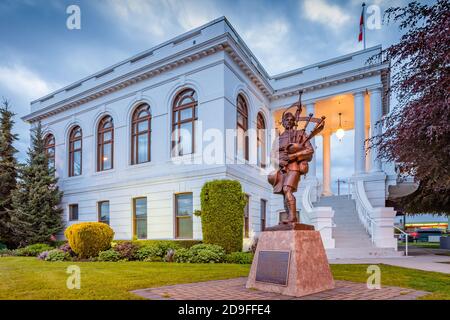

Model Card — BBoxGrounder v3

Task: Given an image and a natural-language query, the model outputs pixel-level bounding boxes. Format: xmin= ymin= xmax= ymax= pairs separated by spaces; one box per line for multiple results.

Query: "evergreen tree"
xmin=10 ymin=122 xmax=64 ymax=246
xmin=0 ymin=99 xmax=19 ymax=247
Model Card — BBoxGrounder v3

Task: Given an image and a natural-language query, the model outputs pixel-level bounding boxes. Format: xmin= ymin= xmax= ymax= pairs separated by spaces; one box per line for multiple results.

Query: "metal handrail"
xmin=393 ymin=226 xmax=409 ymax=256
xmin=353 ymin=179 xmax=377 ymax=243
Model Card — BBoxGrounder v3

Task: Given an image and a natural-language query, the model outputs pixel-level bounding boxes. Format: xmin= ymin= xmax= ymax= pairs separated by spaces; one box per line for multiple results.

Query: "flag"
xmin=358 ymin=5 xmax=364 ymax=42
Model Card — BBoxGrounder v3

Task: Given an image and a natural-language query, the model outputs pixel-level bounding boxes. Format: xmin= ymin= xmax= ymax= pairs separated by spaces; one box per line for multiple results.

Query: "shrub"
xmin=37 ymin=251 xmax=49 ymax=260
xmin=64 ymin=222 xmax=114 ymax=258
xmin=189 ymin=244 xmax=225 ymax=263
xmin=224 ymin=252 xmax=254 ymax=264
xmin=15 ymin=243 xmax=53 ymax=257
xmin=45 ymin=249 xmax=71 ymax=262
xmin=197 ymin=180 xmax=246 ymax=253
xmin=98 ymin=249 xmax=121 ymax=262
xmin=113 ymin=241 xmax=138 ymax=260
xmin=58 ymin=243 xmax=75 ymax=256
xmin=0 ymin=243 xmax=6 ymax=250
xmin=135 ymin=241 xmax=181 ymax=261
xmin=130 ymin=239 xmax=200 ymax=249
xmin=0 ymin=249 xmax=15 ymax=257
xmin=144 ymin=256 xmax=164 ymax=262
xmin=173 ymin=248 xmax=195 ymax=263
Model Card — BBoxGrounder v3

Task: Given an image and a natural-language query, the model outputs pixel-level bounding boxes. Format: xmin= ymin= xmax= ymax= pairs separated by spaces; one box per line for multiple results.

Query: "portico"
xmin=272 ymin=87 xmax=384 ymax=197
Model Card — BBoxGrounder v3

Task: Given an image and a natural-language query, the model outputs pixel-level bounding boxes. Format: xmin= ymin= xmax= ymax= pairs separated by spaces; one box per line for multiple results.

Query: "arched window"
xmin=68 ymin=127 xmax=82 ymax=176
xmin=236 ymin=94 xmax=249 ymax=161
xmin=172 ymin=88 xmax=197 ymax=156
xmin=44 ymin=134 xmax=56 ymax=170
xmin=257 ymin=112 xmax=267 ymax=168
xmin=97 ymin=116 xmax=114 ymax=171
xmin=131 ymin=104 xmax=151 ymax=164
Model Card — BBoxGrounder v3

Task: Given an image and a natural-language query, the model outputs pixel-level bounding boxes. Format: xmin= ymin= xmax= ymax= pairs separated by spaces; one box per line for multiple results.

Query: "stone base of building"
xmin=246 ymin=229 xmax=334 ymax=297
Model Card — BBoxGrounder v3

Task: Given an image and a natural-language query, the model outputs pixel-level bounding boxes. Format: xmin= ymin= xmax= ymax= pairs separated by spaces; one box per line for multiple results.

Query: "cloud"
xmin=302 ymin=0 xmax=350 ymax=28
xmin=104 ymin=0 xmax=220 ymax=42
xmin=241 ymin=18 xmax=302 ymax=74
xmin=0 ymin=64 xmax=57 ymax=102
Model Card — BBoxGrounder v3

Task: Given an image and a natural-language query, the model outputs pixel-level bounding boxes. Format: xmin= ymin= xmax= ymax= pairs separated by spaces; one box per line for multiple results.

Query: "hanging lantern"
xmin=336 ymin=112 xmax=345 ymax=141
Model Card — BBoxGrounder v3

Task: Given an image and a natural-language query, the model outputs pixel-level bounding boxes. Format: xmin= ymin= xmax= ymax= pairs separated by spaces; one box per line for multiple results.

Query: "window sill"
xmin=92 ymin=169 xmax=116 ymax=176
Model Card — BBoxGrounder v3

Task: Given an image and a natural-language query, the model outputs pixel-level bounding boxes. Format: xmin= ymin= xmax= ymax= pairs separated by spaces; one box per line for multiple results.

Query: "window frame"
xmin=97 ymin=116 xmax=114 ymax=172
xmin=174 ymin=192 xmax=194 ymax=239
xmin=236 ymin=94 xmax=249 ymax=161
xmin=98 ymin=200 xmax=110 ymax=225
xmin=44 ymin=133 xmax=56 ymax=170
xmin=171 ymin=89 xmax=198 ymax=157
xmin=133 ymin=197 xmax=148 ymax=240
xmin=68 ymin=126 xmax=82 ymax=177
xmin=69 ymin=204 xmax=78 ymax=221
xmin=257 ymin=112 xmax=267 ymax=168
xmin=260 ymin=199 xmax=267 ymax=232
xmin=131 ymin=104 xmax=152 ymax=165
xmin=244 ymin=194 xmax=250 ymax=238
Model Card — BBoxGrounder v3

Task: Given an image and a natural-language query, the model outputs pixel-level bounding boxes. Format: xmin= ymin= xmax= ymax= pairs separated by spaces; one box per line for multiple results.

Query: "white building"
xmin=23 ymin=17 xmax=405 ymax=258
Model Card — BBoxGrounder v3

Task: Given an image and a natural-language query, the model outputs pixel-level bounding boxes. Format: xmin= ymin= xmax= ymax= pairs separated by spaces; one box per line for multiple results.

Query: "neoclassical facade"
xmin=24 ymin=17 xmax=401 ymax=256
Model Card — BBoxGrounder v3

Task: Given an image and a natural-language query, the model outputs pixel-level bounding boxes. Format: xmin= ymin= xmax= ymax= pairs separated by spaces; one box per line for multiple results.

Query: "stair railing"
xmin=393 ymin=226 xmax=409 ymax=256
xmin=300 ymin=182 xmax=335 ymax=249
xmin=353 ymin=179 xmax=377 ymax=244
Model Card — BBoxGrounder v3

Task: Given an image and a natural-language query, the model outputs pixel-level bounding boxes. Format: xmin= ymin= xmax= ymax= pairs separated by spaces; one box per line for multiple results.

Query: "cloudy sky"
xmin=0 ymin=0 xmax=418 ymax=193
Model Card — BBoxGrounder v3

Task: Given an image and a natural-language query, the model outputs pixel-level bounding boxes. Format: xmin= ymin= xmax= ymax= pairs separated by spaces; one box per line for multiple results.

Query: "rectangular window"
xmin=69 ymin=204 xmax=78 ymax=221
xmin=98 ymin=201 xmax=110 ymax=225
xmin=133 ymin=198 xmax=147 ymax=239
xmin=175 ymin=193 xmax=193 ymax=239
xmin=260 ymin=199 xmax=267 ymax=231
xmin=244 ymin=194 xmax=250 ymax=238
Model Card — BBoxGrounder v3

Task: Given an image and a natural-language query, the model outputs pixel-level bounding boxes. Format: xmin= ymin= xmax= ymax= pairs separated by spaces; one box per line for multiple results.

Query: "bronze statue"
xmin=268 ymin=91 xmax=325 ymax=226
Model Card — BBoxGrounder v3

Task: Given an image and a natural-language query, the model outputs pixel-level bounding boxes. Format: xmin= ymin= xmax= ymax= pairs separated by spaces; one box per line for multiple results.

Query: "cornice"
xmin=23 ymin=36 xmax=389 ymax=123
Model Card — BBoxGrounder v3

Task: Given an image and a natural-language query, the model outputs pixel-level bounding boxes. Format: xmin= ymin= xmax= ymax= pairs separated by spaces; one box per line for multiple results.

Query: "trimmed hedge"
xmin=119 ymin=239 xmax=202 ymax=249
xmin=197 ymin=180 xmax=246 ymax=253
xmin=64 ymin=222 xmax=114 ymax=258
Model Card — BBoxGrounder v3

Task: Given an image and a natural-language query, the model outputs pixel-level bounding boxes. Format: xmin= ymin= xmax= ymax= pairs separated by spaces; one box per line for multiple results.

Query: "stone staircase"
xmin=314 ymin=195 xmax=403 ymax=259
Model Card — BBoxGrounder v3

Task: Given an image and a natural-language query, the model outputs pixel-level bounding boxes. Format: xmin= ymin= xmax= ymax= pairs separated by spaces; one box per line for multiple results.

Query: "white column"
xmin=365 ymin=125 xmax=371 ymax=172
xmin=322 ymin=130 xmax=332 ymax=196
xmin=370 ymin=88 xmax=383 ymax=172
xmin=353 ymin=91 xmax=366 ymax=175
xmin=306 ymin=102 xmax=317 ymax=179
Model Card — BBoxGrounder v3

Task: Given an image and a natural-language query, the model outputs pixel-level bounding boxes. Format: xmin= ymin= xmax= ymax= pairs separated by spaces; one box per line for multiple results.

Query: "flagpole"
xmin=362 ymin=2 xmax=366 ymax=50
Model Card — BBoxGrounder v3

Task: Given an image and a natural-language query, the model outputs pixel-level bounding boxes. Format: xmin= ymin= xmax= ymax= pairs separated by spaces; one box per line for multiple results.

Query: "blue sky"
xmin=0 ymin=0 xmax=415 ymax=193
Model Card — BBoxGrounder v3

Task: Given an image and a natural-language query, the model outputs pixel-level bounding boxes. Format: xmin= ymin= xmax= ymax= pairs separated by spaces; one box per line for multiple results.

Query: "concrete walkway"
xmin=329 ymin=248 xmax=450 ymax=274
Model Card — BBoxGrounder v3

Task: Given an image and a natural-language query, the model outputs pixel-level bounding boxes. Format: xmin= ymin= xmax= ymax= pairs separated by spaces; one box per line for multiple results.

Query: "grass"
xmin=330 ymin=264 xmax=450 ymax=300
xmin=0 ymin=257 xmax=449 ymax=300
xmin=398 ymin=241 xmax=441 ymax=249
xmin=0 ymin=257 xmax=249 ymax=300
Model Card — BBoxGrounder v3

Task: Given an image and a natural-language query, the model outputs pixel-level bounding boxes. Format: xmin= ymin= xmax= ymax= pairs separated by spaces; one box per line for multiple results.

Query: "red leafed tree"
xmin=373 ymin=0 xmax=450 ymax=214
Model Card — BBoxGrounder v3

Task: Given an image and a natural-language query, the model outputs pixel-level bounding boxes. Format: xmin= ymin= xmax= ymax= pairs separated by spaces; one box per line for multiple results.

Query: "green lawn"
xmin=398 ymin=241 xmax=441 ymax=249
xmin=0 ymin=257 xmax=449 ymax=300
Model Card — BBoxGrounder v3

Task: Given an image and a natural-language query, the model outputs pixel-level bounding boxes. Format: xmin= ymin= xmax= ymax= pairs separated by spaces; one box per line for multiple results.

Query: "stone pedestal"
xmin=246 ymin=229 xmax=334 ymax=297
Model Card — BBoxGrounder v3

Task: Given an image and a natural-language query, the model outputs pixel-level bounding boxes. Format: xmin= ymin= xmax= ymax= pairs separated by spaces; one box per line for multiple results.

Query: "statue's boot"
xmin=281 ymin=197 xmax=290 ymax=224
xmin=287 ymin=199 xmax=298 ymax=223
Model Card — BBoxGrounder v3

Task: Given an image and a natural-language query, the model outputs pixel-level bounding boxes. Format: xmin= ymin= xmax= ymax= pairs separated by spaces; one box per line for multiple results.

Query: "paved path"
xmin=132 ymin=278 xmax=428 ymax=300
xmin=329 ymin=249 xmax=450 ymax=274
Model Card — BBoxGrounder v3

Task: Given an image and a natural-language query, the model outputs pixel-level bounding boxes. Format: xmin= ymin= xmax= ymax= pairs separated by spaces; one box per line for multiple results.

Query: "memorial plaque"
xmin=255 ymin=250 xmax=290 ymax=286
